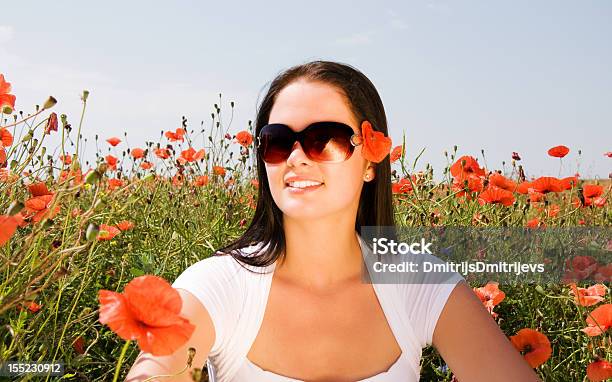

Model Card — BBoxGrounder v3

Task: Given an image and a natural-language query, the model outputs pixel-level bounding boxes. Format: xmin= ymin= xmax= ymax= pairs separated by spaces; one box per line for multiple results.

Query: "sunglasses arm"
xmin=350 ymin=133 xmax=363 ymax=147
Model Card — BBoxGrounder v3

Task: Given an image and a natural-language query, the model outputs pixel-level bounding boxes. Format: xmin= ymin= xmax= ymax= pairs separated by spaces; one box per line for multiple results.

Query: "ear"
xmin=364 ymin=161 xmax=376 ymax=182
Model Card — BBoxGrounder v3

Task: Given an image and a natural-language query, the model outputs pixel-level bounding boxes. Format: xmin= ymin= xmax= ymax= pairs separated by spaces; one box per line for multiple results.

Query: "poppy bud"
xmin=86 ymin=223 xmax=99 ymax=241
xmin=535 ymin=285 xmax=546 ymax=295
xmin=43 ymin=96 xmax=57 ymax=110
xmin=96 ymin=162 xmax=108 ymax=174
xmin=85 ymin=170 xmax=101 ymax=185
xmin=7 ymin=201 xmax=24 ymax=216
xmin=22 ymin=130 xmax=34 ymax=141
xmin=187 ymin=347 xmax=196 ymax=367
xmin=2 ymin=105 xmax=13 ymax=114
xmin=81 ymin=90 xmax=89 ymax=102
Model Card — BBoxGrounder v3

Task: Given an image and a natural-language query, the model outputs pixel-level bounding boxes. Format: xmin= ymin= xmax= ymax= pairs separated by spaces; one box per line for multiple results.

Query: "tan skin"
xmin=127 ymin=80 xmax=542 ymax=381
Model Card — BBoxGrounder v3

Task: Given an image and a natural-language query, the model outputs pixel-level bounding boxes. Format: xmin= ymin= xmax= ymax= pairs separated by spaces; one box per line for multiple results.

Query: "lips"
xmin=284 ymin=176 xmax=324 ymax=187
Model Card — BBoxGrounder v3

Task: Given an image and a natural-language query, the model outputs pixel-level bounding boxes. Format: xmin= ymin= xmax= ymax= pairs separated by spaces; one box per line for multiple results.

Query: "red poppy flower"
xmin=107 ymin=178 xmax=124 ymax=191
xmin=24 ymin=183 xmax=60 ymax=223
xmin=581 ymin=304 xmax=612 ymax=337
xmin=106 ymin=137 xmax=121 ymax=146
xmin=592 ymin=264 xmax=612 ymax=283
xmin=568 ymin=283 xmax=607 ymax=307
xmin=17 ymin=300 xmax=41 ymax=314
xmin=527 ymin=189 xmax=545 ymax=203
xmin=0 ymin=169 xmax=17 ymax=183
xmin=563 ymin=256 xmax=599 ymax=283
xmin=390 ymin=146 xmax=403 ymax=163
xmin=516 ymin=181 xmax=532 ymax=194
xmin=117 ymin=220 xmax=134 ymax=231
xmin=213 ymin=166 xmax=226 ymax=177
xmin=72 ymin=336 xmax=86 ymax=355
xmin=560 ymin=176 xmax=579 ymax=190
xmin=546 ymin=204 xmax=560 ymax=218
xmin=165 ymin=128 xmax=186 ymax=142
xmin=392 ymin=178 xmax=414 ymax=194
xmin=172 ymin=173 xmax=184 ymax=187
xmin=587 ymin=359 xmax=612 ymax=382
xmin=450 ymin=155 xmax=486 ymax=180
xmin=0 ymin=144 xmax=6 ymax=166
xmin=60 ymin=154 xmax=72 ymax=165
xmin=526 ymin=218 xmax=541 ymax=228
xmin=509 ymin=328 xmax=552 ymax=368
xmin=0 ymin=215 xmax=22 ymax=246
xmin=154 ymin=148 xmax=171 ymax=159
xmin=451 ymin=174 xmax=484 ymax=200
xmin=583 ymin=184 xmax=604 ymax=198
xmin=98 ymin=275 xmax=195 ymax=356
xmin=360 ymin=121 xmax=392 ymax=163
xmin=605 ymin=152 xmax=612 ymax=158
xmin=131 ymin=148 xmax=145 ymax=159
xmin=0 ymin=74 xmax=17 ymax=113
xmin=45 ymin=112 xmax=58 ymax=134
xmin=250 ymin=179 xmax=259 ymax=189
xmin=488 ymin=173 xmax=517 ymax=192
xmin=193 ymin=175 xmax=209 ymax=187
xmin=178 ymin=147 xmax=205 ymax=165
xmin=0 ymin=127 xmax=13 ymax=146
xmin=140 ymin=161 xmax=154 ymax=170
xmin=235 ymin=131 xmax=253 ymax=147
xmin=473 ymin=282 xmax=505 ymax=319
xmin=527 ymin=177 xmax=564 ymax=194
xmin=477 ymin=185 xmax=515 ymax=207
xmin=59 ymin=168 xmax=84 ymax=185
xmin=98 ymin=224 xmax=121 ymax=241
xmin=547 ymin=145 xmax=569 ymax=158
xmin=105 ymin=155 xmax=118 ymax=171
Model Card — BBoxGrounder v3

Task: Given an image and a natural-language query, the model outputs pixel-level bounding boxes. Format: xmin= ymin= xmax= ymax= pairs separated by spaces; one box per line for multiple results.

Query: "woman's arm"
xmin=125 ymin=289 xmax=216 ymax=382
xmin=432 ymin=281 xmax=543 ymax=382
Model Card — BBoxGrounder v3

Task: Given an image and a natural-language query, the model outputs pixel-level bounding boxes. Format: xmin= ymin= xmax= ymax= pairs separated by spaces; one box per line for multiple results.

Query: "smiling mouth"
xmin=285 ymin=180 xmax=324 ymax=189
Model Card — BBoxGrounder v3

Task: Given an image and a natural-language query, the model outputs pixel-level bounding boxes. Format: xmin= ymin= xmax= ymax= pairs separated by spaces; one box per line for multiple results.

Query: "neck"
xmin=275 ymin=215 xmax=365 ymax=291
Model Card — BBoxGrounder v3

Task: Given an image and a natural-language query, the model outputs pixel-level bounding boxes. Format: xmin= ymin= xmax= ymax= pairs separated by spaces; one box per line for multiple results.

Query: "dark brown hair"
xmin=214 ymin=60 xmax=396 ymax=270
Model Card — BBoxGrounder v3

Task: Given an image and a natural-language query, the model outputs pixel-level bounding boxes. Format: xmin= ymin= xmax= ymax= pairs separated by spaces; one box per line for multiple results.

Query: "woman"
xmin=127 ymin=61 xmax=542 ymax=381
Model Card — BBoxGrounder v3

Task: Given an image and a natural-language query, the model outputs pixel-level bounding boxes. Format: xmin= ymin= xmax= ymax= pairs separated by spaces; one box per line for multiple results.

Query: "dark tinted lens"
xmin=259 ymin=124 xmax=296 ymax=164
xmin=303 ymin=122 xmax=354 ymax=162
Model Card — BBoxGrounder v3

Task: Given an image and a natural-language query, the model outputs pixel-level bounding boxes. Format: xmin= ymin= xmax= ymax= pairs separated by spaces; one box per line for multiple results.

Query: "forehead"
xmin=268 ymin=80 xmax=358 ymax=131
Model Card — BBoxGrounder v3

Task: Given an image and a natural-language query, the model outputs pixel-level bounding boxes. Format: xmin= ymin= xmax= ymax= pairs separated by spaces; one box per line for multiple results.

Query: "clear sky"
xmin=2 ymin=0 xmax=610 ymax=180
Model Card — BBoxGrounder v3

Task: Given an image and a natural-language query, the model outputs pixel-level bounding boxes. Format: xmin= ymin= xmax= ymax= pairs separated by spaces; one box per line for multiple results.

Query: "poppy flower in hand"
xmin=360 ymin=121 xmax=392 ymax=163
xmin=98 ymin=275 xmax=195 ymax=356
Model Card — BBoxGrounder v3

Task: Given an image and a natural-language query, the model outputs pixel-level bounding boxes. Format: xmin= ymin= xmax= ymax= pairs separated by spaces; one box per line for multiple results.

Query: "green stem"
xmin=113 ymin=340 xmax=132 ymax=382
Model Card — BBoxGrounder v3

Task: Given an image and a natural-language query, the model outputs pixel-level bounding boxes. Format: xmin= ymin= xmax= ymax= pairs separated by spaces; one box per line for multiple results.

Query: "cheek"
xmin=264 ymin=164 xmax=283 ymax=188
xmin=322 ymin=162 xmax=365 ymax=200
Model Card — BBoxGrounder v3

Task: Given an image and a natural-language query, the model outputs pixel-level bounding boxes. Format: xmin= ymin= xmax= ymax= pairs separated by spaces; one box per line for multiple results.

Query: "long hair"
xmin=214 ymin=60 xmax=396 ymax=270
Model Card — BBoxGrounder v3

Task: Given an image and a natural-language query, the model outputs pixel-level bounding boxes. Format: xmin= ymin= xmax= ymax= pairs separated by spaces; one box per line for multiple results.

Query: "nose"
xmin=286 ymin=141 xmax=312 ymax=167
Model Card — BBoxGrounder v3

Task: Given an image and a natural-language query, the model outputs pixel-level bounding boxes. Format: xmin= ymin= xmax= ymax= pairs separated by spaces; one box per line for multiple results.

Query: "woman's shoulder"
xmin=173 ymin=241 xmax=270 ymax=285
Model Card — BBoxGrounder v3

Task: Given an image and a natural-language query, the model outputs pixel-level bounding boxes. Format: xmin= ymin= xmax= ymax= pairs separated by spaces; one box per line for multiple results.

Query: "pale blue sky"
xmin=2 ymin=0 xmax=610 ymax=180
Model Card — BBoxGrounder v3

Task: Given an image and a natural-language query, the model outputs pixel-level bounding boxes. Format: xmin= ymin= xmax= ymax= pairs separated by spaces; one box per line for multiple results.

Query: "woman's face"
xmin=265 ymin=79 xmax=375 ymax=221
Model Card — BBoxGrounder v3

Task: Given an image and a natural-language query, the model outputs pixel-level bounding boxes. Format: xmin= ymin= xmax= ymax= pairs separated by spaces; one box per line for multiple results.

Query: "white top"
xmin=172 ymin=232 xmax=464 ymax=382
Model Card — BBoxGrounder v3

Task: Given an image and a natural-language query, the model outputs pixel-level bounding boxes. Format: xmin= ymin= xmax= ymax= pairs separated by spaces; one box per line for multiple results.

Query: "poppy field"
xmin=0 ymin=73 xmax=611 ymax=381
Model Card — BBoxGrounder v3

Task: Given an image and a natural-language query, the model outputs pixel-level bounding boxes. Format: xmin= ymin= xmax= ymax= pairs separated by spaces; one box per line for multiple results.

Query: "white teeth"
xmin=287 ymin=180 xmax=323 ymax=188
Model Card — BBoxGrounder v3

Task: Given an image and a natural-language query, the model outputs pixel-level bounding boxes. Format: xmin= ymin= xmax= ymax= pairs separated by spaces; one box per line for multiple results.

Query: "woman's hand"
xmin=125 ymin=289 xmax=216 ymax=382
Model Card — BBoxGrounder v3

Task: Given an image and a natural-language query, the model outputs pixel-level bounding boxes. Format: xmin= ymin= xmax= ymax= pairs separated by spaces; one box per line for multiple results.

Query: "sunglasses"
xmin=256 ymin=121 xmax=363 ymax=164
